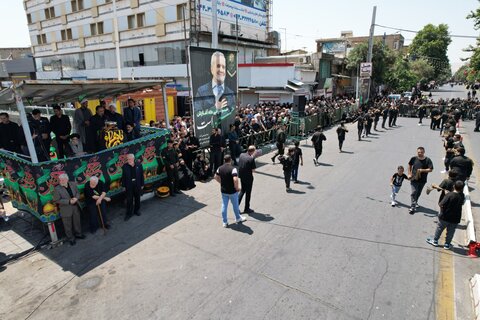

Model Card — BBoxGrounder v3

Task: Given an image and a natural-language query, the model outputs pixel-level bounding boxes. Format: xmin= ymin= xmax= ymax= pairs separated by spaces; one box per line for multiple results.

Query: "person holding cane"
xmin=84 ymin=176 xmax=111 ymax=234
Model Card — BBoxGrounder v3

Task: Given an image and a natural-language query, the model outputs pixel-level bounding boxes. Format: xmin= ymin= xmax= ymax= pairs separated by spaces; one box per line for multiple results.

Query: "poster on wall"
xmin=0 ymin=128 xmax=168 ymax=223
xmin=198 ymin=0 xmax=268 ymax=28
xmin=190 ymin=46 xmax=238 ymax=147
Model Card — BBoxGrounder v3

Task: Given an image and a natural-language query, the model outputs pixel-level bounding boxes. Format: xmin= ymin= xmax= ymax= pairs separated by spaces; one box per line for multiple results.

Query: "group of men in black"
xmin=0 ymin=98 xmax=145 ymax=162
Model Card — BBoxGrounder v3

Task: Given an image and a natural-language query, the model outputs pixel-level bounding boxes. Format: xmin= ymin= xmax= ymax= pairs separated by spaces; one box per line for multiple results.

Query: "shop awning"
xmin=0 ymin=79 xmax=170 ymax=106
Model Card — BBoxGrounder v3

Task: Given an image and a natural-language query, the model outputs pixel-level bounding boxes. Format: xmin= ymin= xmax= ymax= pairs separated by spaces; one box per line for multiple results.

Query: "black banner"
xmin=0 ymin=127 xmax=168 ymax=223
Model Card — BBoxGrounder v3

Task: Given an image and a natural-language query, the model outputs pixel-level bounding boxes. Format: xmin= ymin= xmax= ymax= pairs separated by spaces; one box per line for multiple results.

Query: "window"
xmin=127 ymin=15 xmax=135 ymax=29
xmin=61 ymin=28 xmax=73 ymax=41
xmin=44 ymin=7 xmax=55 ymax=19
xmin=137 ymin=13 xmax=145 ymax=28
xmin=90 ymin=22 xmax=104 ymax=36
xmin=36 ymin=34 xmax=47 ymax=45
xmin=27 ymin=13 xmax=32 ymax=24
xmin=176 ymin=3 xmax=186 ymax=21
xmin=71 ymin=0 xmax=84 ymax=12
xmin=127 ymin=13 xmax=145 ymax=29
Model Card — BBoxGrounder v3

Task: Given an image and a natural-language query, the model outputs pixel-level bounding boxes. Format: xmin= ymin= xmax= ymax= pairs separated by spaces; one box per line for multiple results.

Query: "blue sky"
xmin=1 ymin=0 xmax=478 ymax=72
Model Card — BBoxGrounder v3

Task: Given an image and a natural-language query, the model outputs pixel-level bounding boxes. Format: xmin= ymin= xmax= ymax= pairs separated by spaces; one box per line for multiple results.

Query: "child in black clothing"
xmin=426 ymin=180 xmax=465 ymax=250
xmin=291 ymin=141 xmax=303 ymax=183
xmin=279 ymin=147 xmax=295 ymax=191
xmin=390 ymin=165 xmax=409 ymax=207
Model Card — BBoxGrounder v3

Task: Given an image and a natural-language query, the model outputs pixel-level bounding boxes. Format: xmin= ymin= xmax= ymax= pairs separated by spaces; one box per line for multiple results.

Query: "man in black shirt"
xmin=161 ymin=140 xmax=180 ymax=197
xmin=408 ymin=147 xmax=434 ymax=214
xmin=238 ymin=145 xmax=257 ymax=214
xmin=311 ymin=126 xmax=327 ymax=165
xmin=0 ymin=112 xmax=22 ymax=153
xmin=214 ymin=154 xmax=246 ymax=228
xmin=49 ymin=105 xmax=72 ymax=159
xmin=426 ymin=181 xmax=465 ymax=249
xmin=209 ymin=128 xmax=224 ymax=175
xmin=381 ymin=107 xmax=389 ymax=129
xmin=30 ymin=109 xmax=51 ymax=156
xmin=121 ymin=154 xmax=144 ymax=220
xmin=90 ymin=105 xmax=108 ymax=151
xmin=474 ymin=106 xmax=480 ymax=132
xmin=271 ymin=124 xmax=286 ymax=163
xmin=449 ymin=147 xmax=473 ymax=182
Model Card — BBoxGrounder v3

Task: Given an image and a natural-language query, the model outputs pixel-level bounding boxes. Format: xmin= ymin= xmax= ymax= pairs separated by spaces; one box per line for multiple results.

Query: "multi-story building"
xmin=24 ymin=0 xmax=276 ymax=82
xmin=316 ymin=31 xmax=405 ymax=59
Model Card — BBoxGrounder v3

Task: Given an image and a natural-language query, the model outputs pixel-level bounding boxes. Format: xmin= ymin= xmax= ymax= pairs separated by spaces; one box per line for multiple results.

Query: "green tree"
xmin=466 ymin=4 xmax=480 ymax=81
xmin=345 ymin=41 xmax=396 ymax=85
xmin=410 ymin=58 xmax=435 ymax=84
xmin=385 ymin=56 xmax=419 ymax=92
xmin=453 ymin=64 xmax=469 ymax=82
xmin=409 ymin=24 xmax=452 ymax=81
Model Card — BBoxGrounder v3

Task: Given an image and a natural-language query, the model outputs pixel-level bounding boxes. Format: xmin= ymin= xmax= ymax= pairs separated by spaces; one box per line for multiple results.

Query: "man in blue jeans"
xmin=214 ymin=154 xmax=247 ymax=228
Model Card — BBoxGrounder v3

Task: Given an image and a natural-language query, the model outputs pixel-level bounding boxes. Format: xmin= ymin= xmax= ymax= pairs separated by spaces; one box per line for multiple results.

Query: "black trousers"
xmin=357 ymin=127 xmax=363 ymax=140
xmin=55 ymin=137 xmax=68 ymax=159
xmin=87 ymin=201 xmax=107 ymax=233
xmin=314 ymin=146 xmax=323 ymax=160
xmin=284 ymin=170 xmax=292 ymax=188
xmin=388 ymin=116 xmax=394 ymax=127
xmin=210 ymin=151 xmax=223 ymax=175
xmin=125 ymin=187 xmax=141 ymax=217
xmin=381 ymin=117 xmax=387 ymax=128
xmin=272 ymin=143 xmax=285 ymax=160
xmin=338 ymin=139 xmax=344 ymax=151
xmin=238 ymin=178 xmax=253 ymax=211
xmin=166 ymin=166 xmax=179 ymax=194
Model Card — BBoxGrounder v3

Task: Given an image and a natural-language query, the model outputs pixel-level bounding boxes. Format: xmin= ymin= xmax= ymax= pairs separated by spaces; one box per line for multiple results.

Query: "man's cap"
xmin=80 ymin=98 xmax=88 ymax=104
xmin=108 ymin=103 xmax=117 ymax=111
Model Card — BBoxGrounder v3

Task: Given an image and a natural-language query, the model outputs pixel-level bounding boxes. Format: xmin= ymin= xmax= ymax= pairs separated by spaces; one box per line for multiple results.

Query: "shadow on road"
xmin=39 ymin=194 xmax=206 ymax=276
xmin=255 ymin=171 xmax=284 ymax=180
xmin=287 ymin=189 xmax=306 ymax=194
xmin=247 ymin=211 xmax=274 ymax=222
xmin=228 ymin=222 xmax=254 ymax=235
xmin=316 ymin=162 xmax=334 ymax=167
xmin=340 ymin=150 xmax=355 ymax=154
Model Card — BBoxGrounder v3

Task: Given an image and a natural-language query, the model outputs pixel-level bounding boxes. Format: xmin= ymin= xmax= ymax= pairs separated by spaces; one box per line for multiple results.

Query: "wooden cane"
xmin=97 ymin=204 xmax=107 ymax=235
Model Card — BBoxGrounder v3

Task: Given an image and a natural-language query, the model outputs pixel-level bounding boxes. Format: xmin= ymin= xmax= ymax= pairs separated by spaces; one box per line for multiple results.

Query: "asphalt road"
xmin=0 ymin=117 xmax=478 ymax=320
xmin=430 ymin=84 xmax=469 ymax=101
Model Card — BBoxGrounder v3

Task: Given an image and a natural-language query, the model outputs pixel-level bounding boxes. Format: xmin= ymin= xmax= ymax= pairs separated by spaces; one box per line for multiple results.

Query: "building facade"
xmin=24 ymin=0 xmax=277 ymax=84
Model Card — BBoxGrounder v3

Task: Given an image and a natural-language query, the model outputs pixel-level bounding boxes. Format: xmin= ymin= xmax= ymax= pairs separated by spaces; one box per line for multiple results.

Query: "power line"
xmin=375 ymin=24 xmax=478 ymax=39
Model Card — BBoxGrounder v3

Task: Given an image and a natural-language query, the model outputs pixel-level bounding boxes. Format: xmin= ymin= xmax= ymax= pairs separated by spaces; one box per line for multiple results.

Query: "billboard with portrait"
xmin=198 ymin=0 xmax=267 ymax=29
xmin=189 ymin=46 xmax=238 ymax=147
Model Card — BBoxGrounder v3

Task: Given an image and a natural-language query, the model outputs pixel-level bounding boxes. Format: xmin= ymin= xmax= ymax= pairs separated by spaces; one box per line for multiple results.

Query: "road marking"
xmin=436 ymin=251 xmax=455 ymax=320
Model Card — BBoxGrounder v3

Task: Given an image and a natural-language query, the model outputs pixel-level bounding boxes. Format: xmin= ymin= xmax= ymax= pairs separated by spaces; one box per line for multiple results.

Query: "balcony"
xmin=33 ymin=44 xmax=52 ymax=54
xmin=57 ymin=40 xmax=79 ymax=50
xmin=41 ymin=16 xmax=62 ymax=29
xmin=85 ymin=33 xmax=114 ymax=46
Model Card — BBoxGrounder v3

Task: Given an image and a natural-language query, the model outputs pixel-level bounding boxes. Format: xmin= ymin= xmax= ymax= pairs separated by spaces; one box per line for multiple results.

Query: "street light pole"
xmin=113 ymin=0 xmax=122 ymax=80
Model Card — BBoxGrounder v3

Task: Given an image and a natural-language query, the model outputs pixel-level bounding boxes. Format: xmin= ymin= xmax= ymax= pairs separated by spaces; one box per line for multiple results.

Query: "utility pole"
xmin=365 ymin=6 xmax=376 ymax=103
xmin=182 ymin=4 xmax=190 ymax=84
xmin=235 ymin=14 xmax=239 ymax=54
xmin=211 ymin=0 xmax=218 ymax=48
xmin=113 ymin=0 xmax=122 ymax=80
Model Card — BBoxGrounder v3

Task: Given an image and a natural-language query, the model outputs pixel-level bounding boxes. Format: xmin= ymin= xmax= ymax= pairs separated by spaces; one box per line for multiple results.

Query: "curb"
xmin=471 ymin=274 xmax=480 ymax=320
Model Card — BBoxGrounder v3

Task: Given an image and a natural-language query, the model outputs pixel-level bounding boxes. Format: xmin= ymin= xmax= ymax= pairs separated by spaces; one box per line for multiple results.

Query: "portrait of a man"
xmin=194 ymin=51 xmax=236 ymax=132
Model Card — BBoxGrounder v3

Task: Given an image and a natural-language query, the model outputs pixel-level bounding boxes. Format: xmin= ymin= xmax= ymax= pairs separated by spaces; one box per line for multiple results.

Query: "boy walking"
xmin=291 ymin=141 xmax=303 ymax=183
xmin=390 ymin=166 xmax=409 ymax=207
xmin=279 ymin=147 xmax=295 ymax=191
xmin=426 ymin=181 xmax=465 ymax=249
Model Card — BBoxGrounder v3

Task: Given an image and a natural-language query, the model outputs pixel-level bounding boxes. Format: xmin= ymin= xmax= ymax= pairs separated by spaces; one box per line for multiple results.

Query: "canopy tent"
xmin=0 ymin=79 xmax=170 ymax=106
xmin=0 ymin=80 xmax=171 ymax=163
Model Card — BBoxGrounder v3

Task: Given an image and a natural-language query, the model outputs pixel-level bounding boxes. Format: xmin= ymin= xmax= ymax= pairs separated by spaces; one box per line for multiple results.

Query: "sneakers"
xmin=443 ymin=243 xmax=452 ymax=250
xmin=426 ymin=238 xmax=439 ymax=247
xmin=409 ymin=207 xmax=415 ymax=215
xmin=235 ymin=216 xmax=247 ymax=223
xmin=293 ymin=180 xmax=299 ymax=184
xmin=222 ymin=222 xmax=228 ymax=228
xmin=313 ymin=158 xmax=317 ymax=165
xmin=415 ymin=204 xmax=420 ymax=209
xmin=391 ymin=201 xmax=396 ymax=207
